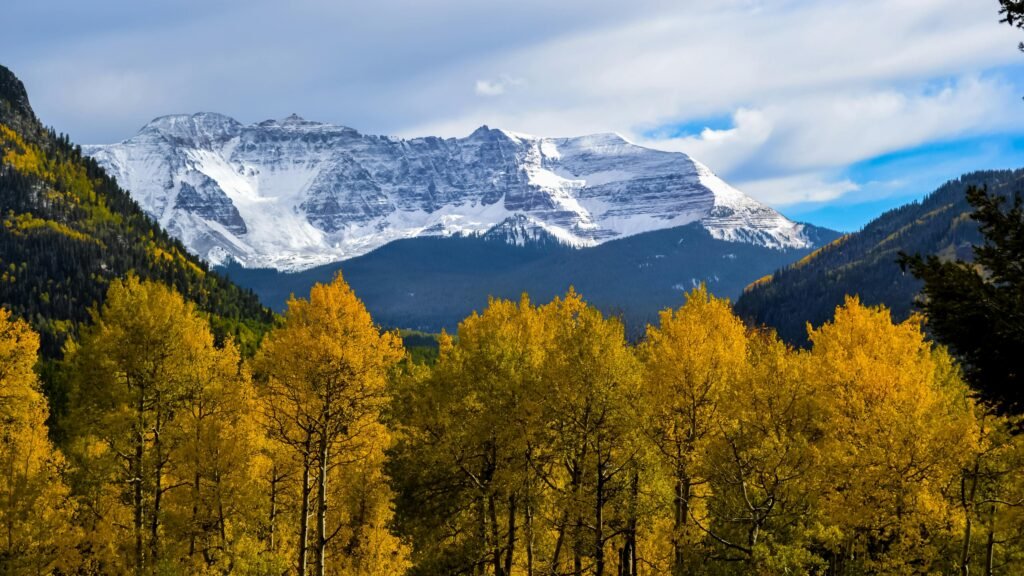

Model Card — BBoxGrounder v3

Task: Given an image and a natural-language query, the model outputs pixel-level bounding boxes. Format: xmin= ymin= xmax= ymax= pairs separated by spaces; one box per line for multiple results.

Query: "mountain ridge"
xmin=221 ymin=220 xmax=840 ymax=337
xmin=734 ymin=168 xmax=1024 ymax=345
xmin=0 ymin=64 xmax=272 ymax=357
xmin=85 ymin=112 xmax=817 ymax=271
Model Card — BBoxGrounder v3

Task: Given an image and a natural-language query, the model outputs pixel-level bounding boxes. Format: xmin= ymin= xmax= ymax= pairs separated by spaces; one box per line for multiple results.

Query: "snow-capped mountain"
xmin=85 ymin=113 xmax=812 ymax=272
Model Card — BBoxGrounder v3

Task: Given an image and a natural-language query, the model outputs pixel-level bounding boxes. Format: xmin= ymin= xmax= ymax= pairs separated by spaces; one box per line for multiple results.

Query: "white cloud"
xmin=637 ymin=74 xmax=1024 ymax=188
xmin=735 ymin=173 xmax=861 ymax=206
xmin=5 ymin=0 xmax=1023 ymax=211
xmin=474 ymin=75 xmax=525 ymax=97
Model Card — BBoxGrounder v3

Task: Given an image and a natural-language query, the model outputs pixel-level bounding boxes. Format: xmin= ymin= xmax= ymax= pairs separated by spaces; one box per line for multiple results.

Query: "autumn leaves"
xmin=1 ymin=275 xmax=1023 ymax=575
xmin=390 ymin=288 xmax=1024 ymax=575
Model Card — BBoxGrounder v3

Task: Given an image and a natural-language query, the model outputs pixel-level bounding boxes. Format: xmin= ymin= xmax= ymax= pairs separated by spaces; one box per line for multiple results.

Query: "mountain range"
xmin=84 ymin=113 xmax=819 ymax=272
xmin=2 ymin=60 xmax=1014 ymax=350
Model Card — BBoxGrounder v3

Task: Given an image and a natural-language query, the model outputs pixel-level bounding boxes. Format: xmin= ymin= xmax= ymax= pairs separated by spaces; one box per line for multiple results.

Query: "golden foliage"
xmin=4 ymin=271 xmax=1020 ymax=575
xmin=0 ymin=308 xmax=77 ymax=574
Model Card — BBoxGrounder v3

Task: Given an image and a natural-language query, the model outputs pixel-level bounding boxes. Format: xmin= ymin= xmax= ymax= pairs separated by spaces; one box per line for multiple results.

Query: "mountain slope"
xmin=0 ymin=65 xmax=272 ymax=357
xmin=85 ymin=113 xmax=815 ymax=271
xmin=734 ymin=169 xmax=1024 ymax=345
xmin=222 ymin=222 xmax=839 ymax=337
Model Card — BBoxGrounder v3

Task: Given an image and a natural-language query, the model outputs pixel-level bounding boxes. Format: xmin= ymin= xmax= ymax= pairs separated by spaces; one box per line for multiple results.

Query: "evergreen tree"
xmin=900 ymin=186 xmax=1024 ymax=413
xmin=1001 ymin=0 xmax=1024 ymax=31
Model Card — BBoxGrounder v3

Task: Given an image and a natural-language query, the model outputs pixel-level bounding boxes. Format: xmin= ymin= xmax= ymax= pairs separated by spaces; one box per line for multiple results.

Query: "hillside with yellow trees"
xmin=0 ymin=64 xmax=272 ymax=362
xmin=3 ymin=269 xmax=1023 ymax=575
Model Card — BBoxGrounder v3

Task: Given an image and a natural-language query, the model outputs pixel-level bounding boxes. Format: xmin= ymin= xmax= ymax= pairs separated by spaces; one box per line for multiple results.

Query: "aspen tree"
xmin=255 ymin=273 xmax=407 ymax=576
xmin=637 ymin=286 xmax=746 ymax=575
xmin=0 ymin=308 xmax=76 ymax=575
xmin=808 ymin=297 xmax=977 ymax=574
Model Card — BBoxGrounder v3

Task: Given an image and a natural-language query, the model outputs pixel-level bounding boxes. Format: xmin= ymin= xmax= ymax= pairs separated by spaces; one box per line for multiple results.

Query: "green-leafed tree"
xmin=900 ymin=186 xmax=1024 ymax=413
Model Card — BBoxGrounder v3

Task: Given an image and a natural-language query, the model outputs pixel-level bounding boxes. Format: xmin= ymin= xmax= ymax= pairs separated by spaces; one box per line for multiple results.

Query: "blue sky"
xmin=2 ymin=0 xmax=1023 ymax=232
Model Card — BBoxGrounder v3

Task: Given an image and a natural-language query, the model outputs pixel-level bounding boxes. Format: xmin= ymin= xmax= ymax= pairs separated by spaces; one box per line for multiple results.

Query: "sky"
xmin=2 ymin=0 xmax=1023 ymax=231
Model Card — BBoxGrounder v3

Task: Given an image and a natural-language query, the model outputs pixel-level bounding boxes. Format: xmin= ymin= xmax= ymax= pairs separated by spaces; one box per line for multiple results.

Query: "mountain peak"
xmin=0 ymin=64 xmax=34 ymax=123
xmin=272 ymin=113 xmax=322 ymax=127
xmin=467 ymin=125 xmax=540 ymax=143
xmin=140 ymin=112 xmax=243 ymax=142
xmin=584 ymin=132 xmax=630 ymax=144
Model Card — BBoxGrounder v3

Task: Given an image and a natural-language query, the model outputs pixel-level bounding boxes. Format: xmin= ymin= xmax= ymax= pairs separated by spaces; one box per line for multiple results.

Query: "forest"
xmin=3 ymin=3 xmax=1024 ymax=575
xmin=4 ymin=270 xmax=1024 ymax=576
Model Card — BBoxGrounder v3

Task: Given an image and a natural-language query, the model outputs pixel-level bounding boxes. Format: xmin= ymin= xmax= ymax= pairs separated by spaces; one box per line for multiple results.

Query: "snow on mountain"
xmin=84 ymin=113 xmax=812 ymax=271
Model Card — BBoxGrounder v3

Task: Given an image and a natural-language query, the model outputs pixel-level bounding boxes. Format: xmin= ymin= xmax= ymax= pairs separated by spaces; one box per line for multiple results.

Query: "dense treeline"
xmin=0 ymin=64 xmax=272 ymax=360
xmin=4 ymin=271 xmax=1024 ymax=575
xmin=734 ymin=169 xmax=1024 ymax=345
xmin=4 ymin=274 xmax=407 ymax=575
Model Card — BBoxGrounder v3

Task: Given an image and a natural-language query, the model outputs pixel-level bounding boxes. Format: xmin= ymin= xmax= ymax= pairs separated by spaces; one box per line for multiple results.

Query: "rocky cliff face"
xmin=86 ymin=113 xmax=813 ymax=271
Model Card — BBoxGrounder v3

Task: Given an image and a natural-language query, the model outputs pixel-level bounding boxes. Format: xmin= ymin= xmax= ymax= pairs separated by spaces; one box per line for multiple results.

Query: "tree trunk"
xmin=551 ymin=508 xmax=569 ymax=575
xmin=985 ymin=505 xmax=996 ymax=576
xmin=268 ymin=465 xmax=279 ymax=552
xmin=189 ymin=470 xmax=200 ymax=558
xmin=316 ymin=430 xmax=329 ymax=576
xmin=134 ymin=384 xmax=146 ymax=575
xmin=960 ymin=459 xmax=980 ymax=576
xmin=151 ymin=399 xmax=164 ymax=566
xmin=504 ymin=495 xmax=517 ymax=576
xmin=525 ymin=496 xmax=534 ymax=576
xmin=673 ymin=469 xmax=692 ymax=575
xmin=476 ymin=494 xmax=487 ymax=576
xmin=489 ymin=494 xmax=502 ymax=576
xmin=570 ymin=453 xmax=585 ymax=576
xmin=298 ymin=444 xmax=311 ymax=576
xmin=216 ymin=471 xmax=227 ymax=544
xmin=626 ymin=471 xmax=638 ymax=576
xmin=134 ymin=430 xmax=145 ymax=574
xmin=595 ymin=454 xmax=605 ymax=576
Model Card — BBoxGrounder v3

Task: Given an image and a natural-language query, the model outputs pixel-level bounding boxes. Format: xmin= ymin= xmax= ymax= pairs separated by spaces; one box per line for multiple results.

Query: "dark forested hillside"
xmin=222 ymin=222 xmax=839 ymax=338
xmin=734 ymin=169 xmax=1024 ymax=344
xmin=0 ymin=65 xmax=272 ymax=357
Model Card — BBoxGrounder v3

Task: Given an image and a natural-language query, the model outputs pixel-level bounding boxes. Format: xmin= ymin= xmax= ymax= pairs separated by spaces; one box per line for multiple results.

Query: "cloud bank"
xmin=3 ymin=0 xmax=1022 ymax=219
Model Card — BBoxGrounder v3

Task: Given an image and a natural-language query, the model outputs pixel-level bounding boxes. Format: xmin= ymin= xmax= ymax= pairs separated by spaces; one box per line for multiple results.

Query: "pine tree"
xmin=1001 ymin=0 xmax=1024 ymax=32
xmin=900 ymin=186 xmax=1024 ymax=413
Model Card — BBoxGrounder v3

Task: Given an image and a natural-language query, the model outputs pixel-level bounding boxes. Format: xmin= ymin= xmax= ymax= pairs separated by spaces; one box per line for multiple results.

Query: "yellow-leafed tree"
xmin=700 ymin=330 xmax=828 ymax=574
xmin=255 ymin=273 xmax=409 ymax=576
xmin=0 ymin=308 xmax=76 ymax=574
xmin=64 ymin=276 xmax=261 ymax=574
xmin=535 ymin=289 xmax=643 ymax=576
xmin=637 ymin=286 xmax=748 ymax=575
xmin=389 ymin=294 xmax=554 ymax=576
xmin=807 ymin=297 xmax=978 ymax=574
